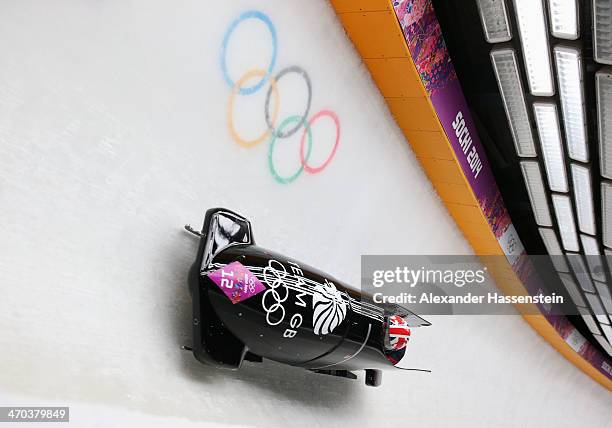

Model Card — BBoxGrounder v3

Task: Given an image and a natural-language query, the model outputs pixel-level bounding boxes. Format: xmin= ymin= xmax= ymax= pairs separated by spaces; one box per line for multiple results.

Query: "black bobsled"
xmin=185 ymin=208 xmax=430 ymax=386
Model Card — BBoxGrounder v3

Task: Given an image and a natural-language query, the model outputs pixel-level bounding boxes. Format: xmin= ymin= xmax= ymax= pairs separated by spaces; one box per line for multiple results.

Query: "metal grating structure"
xmin=475 ymin=0 xmax=612 ymax=355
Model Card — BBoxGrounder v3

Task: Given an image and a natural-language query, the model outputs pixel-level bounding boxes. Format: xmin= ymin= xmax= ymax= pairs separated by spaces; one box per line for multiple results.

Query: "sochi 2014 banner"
xmin=391 ymin=0 xmax=612 ymax=381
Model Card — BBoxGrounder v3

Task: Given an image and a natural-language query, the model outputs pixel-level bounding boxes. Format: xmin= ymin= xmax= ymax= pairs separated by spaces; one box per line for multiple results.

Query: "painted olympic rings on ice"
xmin=221 ymin=10 xmax=341 ymax=184
xmin=265 ymin=65 xmax=312 ymax=139
xmin=227 ymin=68 xmax=279 ymax=148
xmin=221 ymin=10 xmax=277 ymax=95
xmin=300 ymin=110 xmax=340 ymax=174
xmin=268 ymin=115 xmax=313 ymax=184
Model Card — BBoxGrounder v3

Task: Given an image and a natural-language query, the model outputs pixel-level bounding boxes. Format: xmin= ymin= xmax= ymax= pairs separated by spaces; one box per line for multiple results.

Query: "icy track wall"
xmin=0 ymin=1 xmax=610 ymax=427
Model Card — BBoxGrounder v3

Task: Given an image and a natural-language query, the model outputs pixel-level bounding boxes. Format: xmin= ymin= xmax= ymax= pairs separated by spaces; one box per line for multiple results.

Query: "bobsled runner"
xmin=185 ymin=208 xmax=430 ymax=386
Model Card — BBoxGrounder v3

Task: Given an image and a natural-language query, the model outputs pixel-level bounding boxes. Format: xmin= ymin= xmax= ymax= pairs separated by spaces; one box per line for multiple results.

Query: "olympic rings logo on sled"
xmin=221 ymin=10 xmax=341 ymax=185
xmin=262 ymin=259 xmax=290 ymax=326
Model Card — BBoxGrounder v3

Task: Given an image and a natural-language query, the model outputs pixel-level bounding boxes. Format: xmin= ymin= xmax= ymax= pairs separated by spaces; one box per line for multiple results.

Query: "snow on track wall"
xmin=0 ymin=0 xmax=610 ymax=426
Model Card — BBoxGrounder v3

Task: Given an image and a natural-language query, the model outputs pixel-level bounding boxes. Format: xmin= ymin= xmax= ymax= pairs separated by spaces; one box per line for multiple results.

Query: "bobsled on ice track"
xmin=185 ymin=208 xmax=430 ymax=386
